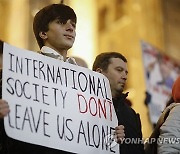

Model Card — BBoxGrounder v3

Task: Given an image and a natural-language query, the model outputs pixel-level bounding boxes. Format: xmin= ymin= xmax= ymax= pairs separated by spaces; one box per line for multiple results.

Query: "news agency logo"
xmin=145 ymin=137 xmax=180 ymax=144
xmin=104 ymin=134 xmax=118 ymax=148
xmin=103 ymin=135 xmax=180 ymax=147
xmin=104 ymin=135 xmax=145 ymax=146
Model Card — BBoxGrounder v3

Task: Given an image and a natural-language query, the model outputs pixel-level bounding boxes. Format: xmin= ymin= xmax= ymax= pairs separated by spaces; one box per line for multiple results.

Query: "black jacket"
xmin=0 ymin=69 xmax=74 ymax=154
xmin=113 ymin=93 xmax=145 ymax=154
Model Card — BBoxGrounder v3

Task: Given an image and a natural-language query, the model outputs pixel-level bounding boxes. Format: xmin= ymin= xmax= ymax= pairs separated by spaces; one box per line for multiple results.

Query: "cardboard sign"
xmin=2 ymin=43 xmax=119 ymax=154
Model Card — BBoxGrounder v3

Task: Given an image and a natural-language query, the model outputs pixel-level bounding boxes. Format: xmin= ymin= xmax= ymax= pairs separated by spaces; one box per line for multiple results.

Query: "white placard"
xmin=2 ymin=43 xmax=119 ymax=154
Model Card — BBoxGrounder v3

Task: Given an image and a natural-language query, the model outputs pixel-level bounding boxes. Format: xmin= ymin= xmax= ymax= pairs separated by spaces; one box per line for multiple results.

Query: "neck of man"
xmin=112 ymin=90 xmax=122 ymax=99
xmin=58 ymin=49 xmax=67 ymax=61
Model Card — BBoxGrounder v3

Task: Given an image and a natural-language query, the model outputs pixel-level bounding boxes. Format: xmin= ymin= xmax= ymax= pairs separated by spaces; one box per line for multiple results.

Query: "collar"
xmin=40 ymin=46 xmax=77 ymax=65
xmin=112 ymin=92 xmax=129 ymax=109
xmin=113 ymin=92 xmax=129 ymax=103
xmin=41 ymin=46 xmax=60 ymax=56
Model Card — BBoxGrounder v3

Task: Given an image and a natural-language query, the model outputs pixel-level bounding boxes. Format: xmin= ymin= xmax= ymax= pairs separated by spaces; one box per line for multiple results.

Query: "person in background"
xmin=92 ymin=52 xmax=144 ymax=154
xmin=0 ymin=39 xmax=10 ymax=153
xmin=72 ymin=56 xmax=88 ymax=68
xmin=157 ymin=76 xmax=180 ymax=154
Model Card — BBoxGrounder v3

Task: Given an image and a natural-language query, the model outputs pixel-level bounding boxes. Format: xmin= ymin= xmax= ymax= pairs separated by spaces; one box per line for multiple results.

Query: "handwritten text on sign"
xmin=2 ymin=43 xmax=119 ymax=154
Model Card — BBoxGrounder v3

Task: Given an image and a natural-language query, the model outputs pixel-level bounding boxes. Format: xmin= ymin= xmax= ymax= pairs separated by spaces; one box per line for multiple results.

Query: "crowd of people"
xmin=0 ymin=2 xmax=179 ymax=154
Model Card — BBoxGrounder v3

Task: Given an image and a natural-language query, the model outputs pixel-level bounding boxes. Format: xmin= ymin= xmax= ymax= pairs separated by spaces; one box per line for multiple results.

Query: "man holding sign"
xmin=93 ymin=52 xmax=145 ymax=154
xmin=0 ymin=3 xmax=125 ymax=154
xmin=0 ymin=3 xmax=77 ymax=154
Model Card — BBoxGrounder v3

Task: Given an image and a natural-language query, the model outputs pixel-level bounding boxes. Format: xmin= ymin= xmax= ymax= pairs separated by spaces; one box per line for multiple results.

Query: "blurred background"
xmin=0 ymin=0 xmax=180 ymax=138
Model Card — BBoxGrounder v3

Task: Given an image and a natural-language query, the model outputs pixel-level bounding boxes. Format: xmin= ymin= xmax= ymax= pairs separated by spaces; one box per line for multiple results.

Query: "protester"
xmin=0 ymin=3 xmax=127 ymax=153
xmin=0 ymin=39 xmax=10 ymax=153
xmin=92 ymin=52 xmax=145 ymax=154
xmin=145 ymin=76 xmax=180 ymax=154
xmin=157 ymin=76 xmax=180 ymax=153
xmin=144 ymin=96 xmax=175 ymax=154
xmin=0 ymin=3 xmax=77 ymax=154
xmin=33 ymin=3 xmax=77 ymax=64
xmin=0 ymin=40 xmax=10 ymax=153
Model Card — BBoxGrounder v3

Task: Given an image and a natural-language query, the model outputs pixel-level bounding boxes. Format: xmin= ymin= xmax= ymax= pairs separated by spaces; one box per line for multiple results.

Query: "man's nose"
xmin=66 ymin=20 xmax=74 ymax=32
xmin=122 ymin=72 xmax=127 ymax=80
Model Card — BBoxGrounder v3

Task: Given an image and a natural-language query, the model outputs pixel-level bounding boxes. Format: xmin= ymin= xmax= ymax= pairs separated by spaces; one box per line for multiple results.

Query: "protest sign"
xmin=2 ymin=43 xmax=119 ymax=153
xmin=141 ymin=41 xmax=180 ymax=124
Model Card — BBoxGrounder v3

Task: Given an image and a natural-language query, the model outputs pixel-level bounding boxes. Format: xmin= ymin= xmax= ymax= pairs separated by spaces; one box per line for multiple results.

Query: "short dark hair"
xmin=92 ymin=52 xmax=127 ymax=71
xmin=33 ymin=4 xmax=77 ymax=49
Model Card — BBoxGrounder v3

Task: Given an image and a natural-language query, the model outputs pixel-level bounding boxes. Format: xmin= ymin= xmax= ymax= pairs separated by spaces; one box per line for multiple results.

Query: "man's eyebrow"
xmin=70 ymin=20 xmax=76 ymax=24
xmin=115 ymin=66 xmax=123 ymax=69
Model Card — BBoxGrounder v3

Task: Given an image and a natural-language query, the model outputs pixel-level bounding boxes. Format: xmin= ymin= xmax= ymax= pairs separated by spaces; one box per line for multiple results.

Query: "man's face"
xmin=43 ymin=19 xmax=76 ymax=52
xmin=101 ymin=58 xmax=128 ymax=98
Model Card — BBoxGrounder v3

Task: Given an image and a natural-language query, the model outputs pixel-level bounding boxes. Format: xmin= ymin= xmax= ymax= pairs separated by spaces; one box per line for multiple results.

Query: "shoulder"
xmin=166 ymin=104 xmax=180 ymax=122
xmin=126 ymin=104 xmax=142 ymax=125
xmin=125 ymin=103 xmax=138 ymax=116
xmin=158 ymin=104 xmax=180 ymax=153
xmin=160 ymin=103 xmax=180 ymax=132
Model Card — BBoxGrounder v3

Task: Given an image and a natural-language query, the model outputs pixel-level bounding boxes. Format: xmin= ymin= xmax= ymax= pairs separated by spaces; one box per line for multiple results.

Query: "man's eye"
xmin=117 ymin=69 xmax=123 ymax=72
xmin=71 ymin=23 xmax=76 ymax=28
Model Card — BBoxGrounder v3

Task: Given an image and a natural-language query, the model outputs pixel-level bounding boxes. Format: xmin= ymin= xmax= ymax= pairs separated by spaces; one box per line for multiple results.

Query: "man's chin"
xmin=116 ymin=88 xmax=123 ymax=94
xmin=64 ymin=44 xmax=73 ymax=50
xmin=118 ymin=86 xmax=124 ymax=92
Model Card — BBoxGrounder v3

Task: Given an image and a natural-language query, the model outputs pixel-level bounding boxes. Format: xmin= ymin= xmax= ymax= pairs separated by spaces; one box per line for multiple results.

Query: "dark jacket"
xmin=113 ymin=93 xmax=145 ymax=154
xmin=0 ymin=69 xmax=74 ymax=154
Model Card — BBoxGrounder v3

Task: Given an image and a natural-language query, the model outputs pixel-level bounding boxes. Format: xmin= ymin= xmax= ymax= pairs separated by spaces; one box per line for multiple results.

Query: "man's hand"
xmin=0 ymin=99 xmax=10 ymax=119
xmin=115 ymin=125 xmax=125 ymax=144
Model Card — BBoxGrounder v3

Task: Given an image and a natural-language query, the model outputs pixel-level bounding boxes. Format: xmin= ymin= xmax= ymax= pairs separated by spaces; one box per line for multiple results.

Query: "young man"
xmin=93 ymin=52 xmax=145 ymax=154
xmin=33 ymin=3 xmax=77 ymax=63
xmin=0 ymin=3 xmax=78 ymax=154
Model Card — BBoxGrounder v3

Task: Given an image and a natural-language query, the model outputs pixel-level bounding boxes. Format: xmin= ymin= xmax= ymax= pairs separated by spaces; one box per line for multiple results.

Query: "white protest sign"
xmin=2 ymin=43 xmax=119 ymax=154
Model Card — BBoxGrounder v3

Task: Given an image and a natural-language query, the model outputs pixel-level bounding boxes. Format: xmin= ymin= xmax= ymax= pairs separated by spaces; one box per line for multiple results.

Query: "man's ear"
xmin=39 ymin=31 xmax=48 ymax=40
xmin=96 ymin=68 xmax=103 ymax=73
